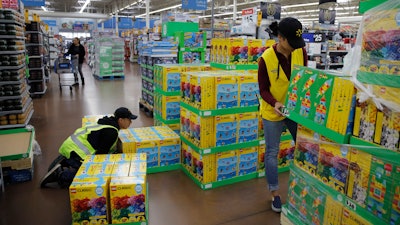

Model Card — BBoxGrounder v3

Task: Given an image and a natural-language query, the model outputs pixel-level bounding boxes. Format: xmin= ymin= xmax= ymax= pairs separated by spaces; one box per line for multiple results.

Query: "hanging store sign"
xmin=242 ymin=7 xmax=257 ymax=26
xmin=182 ymin=0 xmax=207 ymax=11
xmin=319 ymin=9 xmax=336 ymax=24
xmin=21 ymin=0 xmax=45 ymax=7
xmin=260 ymin=2 xmax=281 ymax=20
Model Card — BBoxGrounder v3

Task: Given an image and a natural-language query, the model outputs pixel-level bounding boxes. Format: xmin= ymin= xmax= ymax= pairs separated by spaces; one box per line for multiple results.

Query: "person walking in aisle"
xmin=40 ymin=107 xmax=137 ymax=188
xmin=66 ymin=37 xmax=86 ymax=85
xmin=258 ymin=17 xmax=307 ymax=213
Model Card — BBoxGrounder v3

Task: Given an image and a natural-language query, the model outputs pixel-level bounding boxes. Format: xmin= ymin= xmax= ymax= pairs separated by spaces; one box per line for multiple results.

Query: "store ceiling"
xmin=27 ymin=0 xmax=361 ymax=23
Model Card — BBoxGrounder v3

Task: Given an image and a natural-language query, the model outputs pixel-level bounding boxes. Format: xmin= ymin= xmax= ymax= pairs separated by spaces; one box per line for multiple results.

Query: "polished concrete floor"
xmin=0 ymin=62 xmax=289 ymax=225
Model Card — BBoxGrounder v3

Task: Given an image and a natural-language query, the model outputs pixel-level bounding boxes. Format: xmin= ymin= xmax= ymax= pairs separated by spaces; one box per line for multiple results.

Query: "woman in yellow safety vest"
xmin=40 ymin=107 xmax=137 ymax=188
xmin=258 ymin=17 xmax=307 ymax=213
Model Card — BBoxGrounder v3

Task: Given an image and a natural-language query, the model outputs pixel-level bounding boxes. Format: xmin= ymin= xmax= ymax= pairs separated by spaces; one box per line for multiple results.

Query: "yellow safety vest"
xmin=260 ymin=47 xmax=304 ymax=121
xmin=59 ymin=124 xmax=118 ymax=160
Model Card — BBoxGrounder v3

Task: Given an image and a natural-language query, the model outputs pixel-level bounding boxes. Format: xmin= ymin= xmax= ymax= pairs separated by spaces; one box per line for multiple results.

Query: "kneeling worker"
xmin=40 ymin=107 xmax=137 ymax=188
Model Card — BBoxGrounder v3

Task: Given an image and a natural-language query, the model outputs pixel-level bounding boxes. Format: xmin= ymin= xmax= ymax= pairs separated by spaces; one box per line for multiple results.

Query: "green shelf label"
xmin=180 ymin=102 xmax=258 ymax=117
xmin=210 ymin=62 xmax=258 ymax=70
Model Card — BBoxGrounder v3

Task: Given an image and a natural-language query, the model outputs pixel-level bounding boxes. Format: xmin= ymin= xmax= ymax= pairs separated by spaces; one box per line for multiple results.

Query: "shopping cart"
xmin=54 ymin=56 xmax=78 ymax=91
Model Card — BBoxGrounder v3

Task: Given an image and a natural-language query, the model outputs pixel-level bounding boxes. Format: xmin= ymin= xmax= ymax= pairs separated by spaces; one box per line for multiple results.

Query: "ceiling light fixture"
xmin=79 ymin=0 xmax=91 ymax=13
xmin=41 ymin=6 xmax=48 ymax=11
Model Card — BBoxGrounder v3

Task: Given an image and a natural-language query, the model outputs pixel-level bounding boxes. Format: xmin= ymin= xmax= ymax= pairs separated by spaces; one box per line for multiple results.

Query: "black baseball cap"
xmin=278 ymin=17 xmax=305 ymax=49
xmin=114 ymin=107 xmax=137 ymax=120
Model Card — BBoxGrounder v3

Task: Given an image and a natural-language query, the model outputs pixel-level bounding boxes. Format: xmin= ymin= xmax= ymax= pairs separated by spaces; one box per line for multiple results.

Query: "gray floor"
xmin=0 ymin=62 xmax=288 ymax=225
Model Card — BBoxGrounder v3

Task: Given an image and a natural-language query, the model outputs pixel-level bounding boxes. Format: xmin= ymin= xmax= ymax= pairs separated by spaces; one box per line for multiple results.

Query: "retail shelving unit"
xmin=0 ymin=9 xmax=34 ymax=129
xmin=25 ymin=21 xmax=47 ymax=96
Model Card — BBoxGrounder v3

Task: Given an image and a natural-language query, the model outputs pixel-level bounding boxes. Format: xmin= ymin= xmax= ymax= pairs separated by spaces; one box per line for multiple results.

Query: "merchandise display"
xmin=91 ymin=36 xmax=125 ymax=79
xmin=69 ymin=153 xmax=148 ymax=225
xmin=118 ymin=126 xmax=181 ymax=172
xmin=0 ymin=9 xmax=33 ymax=128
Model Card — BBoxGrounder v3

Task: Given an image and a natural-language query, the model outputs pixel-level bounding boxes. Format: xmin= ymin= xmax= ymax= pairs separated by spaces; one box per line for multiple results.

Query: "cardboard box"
xmin=214 ymin=114 xmax=237 ymax=147
xmin=237 ymin=147 xmax=258 ymax=176
xmin=216 ymin=150 xmax=237 ymax=181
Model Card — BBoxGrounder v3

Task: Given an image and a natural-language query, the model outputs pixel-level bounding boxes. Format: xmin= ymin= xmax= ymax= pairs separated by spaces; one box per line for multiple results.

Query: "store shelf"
xmin=0 ymin=35 xmax=25 ymax=39
xmin=0 ymin=109 xmax=33 ymax=130
xmin=210 ymin=62 xmax=258 ymax=70
xmin=0 ymin=97 xmax=32 ymax=116
xmin=0 ymin=126 xmax=35 ymax=161
xmin=141 ymin=87 xmax=154 ymax=96
xmin=181 ymin=135 xmax=263 ymax=155
xmin=141 ymin=76 xmax=153 ymax=83
xmin=0 ymin=50 xmax=25 ymax=55
xmin=0 ymin=63 xmax=25 ymax=71
xmin=181 ymin=165 xmax=258 ymax=190
xmin=0 ymin=87 xmax=28 ymax=100
xmin=180 ymin=101 xmax=258 ymax=117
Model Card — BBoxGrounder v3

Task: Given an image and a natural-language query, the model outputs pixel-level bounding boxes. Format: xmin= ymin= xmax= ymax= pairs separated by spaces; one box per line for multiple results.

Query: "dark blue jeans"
xmin=58 ymin=152 xmax=82 ymax=187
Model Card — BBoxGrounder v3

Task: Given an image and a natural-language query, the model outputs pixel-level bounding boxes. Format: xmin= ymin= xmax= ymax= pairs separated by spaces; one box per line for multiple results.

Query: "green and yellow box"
xmin=390 ymin=166 xmax=400 ymax=225
xmin=237 ymin=147 xmax=258 ymax=176
xmin=109 ymin=175 xmax=147 ymax=224
xmin=278 ymin=138 xmax=295 ymax=169
xmin=155 ymin=64 xmax=182 ymax=92
xmin=129 ymin=161 xmax=147 ymax=176
xmin=158 ymin=136 xmax=181 ymax=166
xmin=69 ymin=176 xmax=110 ymax=225
xmin=285 ymin=66 xmax=354 ymax=135
xmin=353 ymin=98 xmax=377 ymax=143
xmin=190 ymin=111 xmax=214 ymax=148
xmin=190 ymin=72 xmax=215 ymax=109
xmin=215 ymin=150 xmax=237 ymax=181
xmin=323 ymin=195 xmax=343 ymax=225
xmin=237 ymin=112 xmax=259 ymax=143
xmin=181 ymin=142 xmax=192 ymax=171
xmin=247 ymin=39 xmax=263 ymax=64
xmin=158 ymin=95 xmax=181 ymax=121
xmin=214 ymin=114 xmax=237 ymax=146
xmin=215 ymin=73 xmax=238 ymax=109
xmin=191 ymin=150 xmax=216 ymax=183
xmin=180 ymin=106 xmax=191 ymax=139
xmin=225 ymin=38 xmax=247 ymax=64
xmin=346 ymin=147 xmax=373 ymax=207
xmin=287 ymin=169 xmax=327 ymax=225
xmin=238 ymin=71 xmax=259 ymax=107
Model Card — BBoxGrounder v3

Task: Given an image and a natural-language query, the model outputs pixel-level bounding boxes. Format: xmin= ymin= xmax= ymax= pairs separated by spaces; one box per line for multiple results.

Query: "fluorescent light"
xmin=136 ymin=4 xmax=181 ymax=17
xmin=41 ymin=6 xmax=48 ymax=11
xmin=79 ymin=0 xmax=90 ymax=13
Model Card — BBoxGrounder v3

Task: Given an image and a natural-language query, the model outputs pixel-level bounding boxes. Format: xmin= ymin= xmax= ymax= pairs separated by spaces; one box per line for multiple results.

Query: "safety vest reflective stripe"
xmin=70 ymin=124 xmax=102 ymax=155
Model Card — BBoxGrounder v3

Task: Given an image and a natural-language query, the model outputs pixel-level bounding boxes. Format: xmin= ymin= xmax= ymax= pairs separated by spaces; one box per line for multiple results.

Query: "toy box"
xmin=158 ymin=137 xmax=181 ymax=166
xmin=190 ymin=72 xmax=215 ymax=109
xmin=155 ymin=64 xmax=182 ymax=92
xmin=294 ymin=126 xmax=321 ymax=177
xmin=390 ymin=167 xmax=400 ymax=225
xmin=341 ymin=208 xmax=372 ymax=225
xmin=374 ymin=106 xmax=400 ymax=150
xmin=278 ymin=139 xmax=295 ymax=169
xmin=191 ymin=150 xmax=215 ymax=183
xmin=316 ymin=142 xmax=350 ymax=194
xmin=189 ymin=111 xmax=214 ymax=148
xmin=225 ymin=38 xmax=247 ymax=64
xmin=346 ymin=147 xmax=372 ymax=207
xmin=158 ymin=95 xmax=181 ymax=120
xmin=285 ymin=66 xmax=354 ymax=135
xmin=238 ymin=72 xmax=259 ymax=107
xmin=179 ymin=51 xmax=205 ymax=64
xmin=180 ymin=107 xmax=191 ymax=139
xmin=366 ymin=157 xmax=395 ymax=221
xmin=257 ymin=144 xmax=265 ymax=172
xmin=237 ymin=112 xmax=258 ymax=143
xmin=181 ymin=142 xmax=192 ymax=171
xmin=69 ymin=177 xmax=109 ymax=225
xmin=181 ymin=72 xmax=191 ymax=103
xmin=247 ymin=39 xmax=265 ymax=64
xmin=237 ymin=147 xmax=258 ymax=176
xmin=109 ymin=176 xmax=147 ymax=223
xmin=215 ymin=74 xmax=238 ymax=109
xmin=287 ymin=169 xmax=327 ymax=225
xmin=323 ymin=195 xmax=343 ymax=225
xmin=353 ymin=99 xmax=377 ymax=143
xmin=216 ymin=150 xmax=237 ymax=181
xmin=214 ymin=114 xmax=237 ymax=146
xmin=175 ymin=31 xmax=206 ymax=49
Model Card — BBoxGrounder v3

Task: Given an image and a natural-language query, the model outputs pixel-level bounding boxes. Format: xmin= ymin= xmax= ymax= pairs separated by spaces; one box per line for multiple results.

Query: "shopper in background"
xmin=66 ymin=37 xmax=86 ymax=85
xmin=40 ymin=107 xmax=137 ymax=188
xmin=258 ymin=17 xmax=307 ymax=213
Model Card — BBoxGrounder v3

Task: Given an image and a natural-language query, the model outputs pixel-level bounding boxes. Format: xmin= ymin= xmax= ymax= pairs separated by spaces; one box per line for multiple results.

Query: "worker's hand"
xmin=274 ymin=102 xmax=285 ymax=116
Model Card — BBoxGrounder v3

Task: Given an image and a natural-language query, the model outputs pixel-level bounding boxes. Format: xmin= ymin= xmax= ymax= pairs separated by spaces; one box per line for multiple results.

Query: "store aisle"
xmin=0 ymin=62 xmax=287 ymax=225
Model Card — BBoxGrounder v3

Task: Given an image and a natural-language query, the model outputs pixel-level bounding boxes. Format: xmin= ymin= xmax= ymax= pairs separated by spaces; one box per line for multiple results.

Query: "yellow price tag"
xmin=257 ymin=11 xmax=262 ymax=27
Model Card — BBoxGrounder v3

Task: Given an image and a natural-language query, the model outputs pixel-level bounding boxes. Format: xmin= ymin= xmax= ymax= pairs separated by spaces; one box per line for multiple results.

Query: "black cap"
xmin=114 ymin=107 xmax=138 ymax=120
xmin=278 ymin=17 xmax=305 ymax=49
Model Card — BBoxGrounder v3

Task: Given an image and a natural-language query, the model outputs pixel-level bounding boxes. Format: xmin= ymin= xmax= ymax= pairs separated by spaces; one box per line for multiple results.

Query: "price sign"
xmin=242 ymin=7 xmax=257 ymax=26
xmin=345 ymin=199 xmax=357 ymax=211
xmin=302 ymin=33 xmax=326 ymax=43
